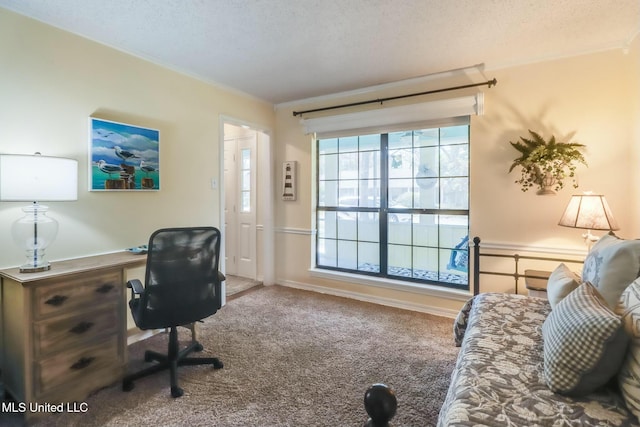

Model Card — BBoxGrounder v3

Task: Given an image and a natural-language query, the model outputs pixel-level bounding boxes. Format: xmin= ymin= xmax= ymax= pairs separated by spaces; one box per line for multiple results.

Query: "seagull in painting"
xmin=114 ymin=146 xmax=138 ymax=164
xmin=97 ymin=160 xmax=123 ymax=178
xmin=140 ymin=160 xmax=156 ymax=176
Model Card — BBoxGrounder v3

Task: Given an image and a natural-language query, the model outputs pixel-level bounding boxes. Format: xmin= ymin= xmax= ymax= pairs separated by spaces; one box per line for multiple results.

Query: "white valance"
xmin=300 ymin=93 xmax=483 ymax=137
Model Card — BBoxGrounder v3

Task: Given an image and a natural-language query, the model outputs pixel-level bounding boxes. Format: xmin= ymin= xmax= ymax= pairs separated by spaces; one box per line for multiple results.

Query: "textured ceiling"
xmin=1 ymin=0 xmax=638 ymax=104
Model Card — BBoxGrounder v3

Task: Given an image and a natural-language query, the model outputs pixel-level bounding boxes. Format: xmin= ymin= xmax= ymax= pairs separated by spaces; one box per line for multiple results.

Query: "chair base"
xmin=122 ymin=327 xmax=223 ymax=398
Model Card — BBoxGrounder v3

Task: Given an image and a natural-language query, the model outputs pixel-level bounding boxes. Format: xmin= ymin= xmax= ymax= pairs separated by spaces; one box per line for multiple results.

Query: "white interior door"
xmin=236 ymin=136 xmax=257 ymax=279
xmin=223 ymin=131 xmax=257 ymax=280
xmin=223 ymin=139 xmax=238 ymax=275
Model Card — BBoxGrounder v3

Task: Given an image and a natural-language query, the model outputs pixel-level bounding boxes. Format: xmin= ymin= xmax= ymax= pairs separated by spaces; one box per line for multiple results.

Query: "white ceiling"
xmin=1 ymin=0 xmax=638 ymax=104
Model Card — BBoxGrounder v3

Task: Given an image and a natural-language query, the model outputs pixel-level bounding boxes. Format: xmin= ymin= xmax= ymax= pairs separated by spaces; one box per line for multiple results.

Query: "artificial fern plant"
xmin=508 ymin=130 xmax=587 ymax=194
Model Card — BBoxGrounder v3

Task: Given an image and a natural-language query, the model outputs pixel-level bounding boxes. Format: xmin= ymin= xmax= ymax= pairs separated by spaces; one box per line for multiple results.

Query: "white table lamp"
xmin=0 ymin=153 xmax=78 ymax=272
xmin=558 ymin=192 xmax=619 ymax=250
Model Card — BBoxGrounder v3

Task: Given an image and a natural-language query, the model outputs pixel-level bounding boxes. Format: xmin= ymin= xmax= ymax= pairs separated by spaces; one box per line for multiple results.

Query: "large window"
xmin=316 ymin=124 xmax=469 ymax=288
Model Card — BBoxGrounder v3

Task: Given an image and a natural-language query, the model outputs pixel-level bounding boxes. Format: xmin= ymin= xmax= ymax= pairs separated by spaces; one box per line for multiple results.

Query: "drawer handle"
xmin=95 ymin=284 xmax=115 ymax=294
xmin=45 ymin=295 xmax=68 ymax=306
xmin=69 ymin=321 xmax=94 ymax=334
xmin=70 ymin=357 xmax=95 ymax=370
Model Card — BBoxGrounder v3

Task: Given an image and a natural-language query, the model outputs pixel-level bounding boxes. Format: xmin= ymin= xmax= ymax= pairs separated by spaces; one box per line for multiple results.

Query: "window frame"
xmin=314 ymin=124 xmax=470 ymax=291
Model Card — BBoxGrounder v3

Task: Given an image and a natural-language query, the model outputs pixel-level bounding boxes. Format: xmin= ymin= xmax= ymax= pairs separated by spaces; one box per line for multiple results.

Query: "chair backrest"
xmin=137 ymin=226 xmax=222 ymax=329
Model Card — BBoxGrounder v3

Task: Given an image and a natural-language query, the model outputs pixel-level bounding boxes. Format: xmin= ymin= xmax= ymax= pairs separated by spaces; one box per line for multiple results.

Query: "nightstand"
xmin=524 ymin=269 xmax=551 ymax=299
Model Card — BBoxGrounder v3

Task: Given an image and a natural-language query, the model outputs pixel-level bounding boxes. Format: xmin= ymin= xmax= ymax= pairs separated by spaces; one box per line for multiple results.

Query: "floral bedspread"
xmin=437 ymin=293 xmax=638 ymax=427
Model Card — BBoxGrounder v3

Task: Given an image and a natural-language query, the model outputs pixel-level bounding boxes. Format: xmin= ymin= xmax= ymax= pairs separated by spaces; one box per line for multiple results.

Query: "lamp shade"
xmin=558 ymin=193 xmax=619 ymax=231
xmin=0 ymin=154 xmax=78 ymax=201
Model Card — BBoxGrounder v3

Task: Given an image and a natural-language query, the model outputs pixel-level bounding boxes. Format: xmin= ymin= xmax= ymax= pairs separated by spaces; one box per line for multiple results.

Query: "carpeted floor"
xmin=25 ymin=285 xmax=459 ymax=427
xmin=225 ymin=275 xmax=261 ymax=298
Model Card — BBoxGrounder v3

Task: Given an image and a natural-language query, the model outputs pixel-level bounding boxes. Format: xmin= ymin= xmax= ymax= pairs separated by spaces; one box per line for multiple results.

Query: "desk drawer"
xmin=34 ymin=306 xmax=120 ymax=358
xmin=35 ymin=335 xmax=122 ymax=397
xmin=34 ymin=270 xmax=122 ymax=319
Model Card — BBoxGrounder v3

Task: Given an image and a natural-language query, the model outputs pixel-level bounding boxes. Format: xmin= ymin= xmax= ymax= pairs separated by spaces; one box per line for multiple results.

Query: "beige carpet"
xmin=30 ymin=286 xmax=459 ymax=427
xmin=225 ymin=275 xmax=261 ymax=297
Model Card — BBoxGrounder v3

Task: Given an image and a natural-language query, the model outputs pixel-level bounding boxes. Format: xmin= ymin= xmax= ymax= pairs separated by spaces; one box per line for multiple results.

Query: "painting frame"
xmin=89 ymin=117 xmax=160 ymax=191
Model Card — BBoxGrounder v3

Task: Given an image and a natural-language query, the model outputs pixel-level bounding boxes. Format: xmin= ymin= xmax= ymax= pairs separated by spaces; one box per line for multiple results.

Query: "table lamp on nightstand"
xmin=558 ymin=192 xmax=619 ymax=250
xmin=0 ymin=153 xmax=78 ymax=272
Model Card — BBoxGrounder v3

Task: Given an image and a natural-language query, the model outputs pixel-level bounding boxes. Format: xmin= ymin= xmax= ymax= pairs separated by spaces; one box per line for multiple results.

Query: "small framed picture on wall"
xmin=282 ymin=161 xmax=296 ymax=201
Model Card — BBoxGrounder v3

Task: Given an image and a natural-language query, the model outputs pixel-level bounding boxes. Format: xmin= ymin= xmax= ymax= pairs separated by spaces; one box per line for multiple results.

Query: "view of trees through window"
xmin=316 ymin=125 xmax=469 ymax=288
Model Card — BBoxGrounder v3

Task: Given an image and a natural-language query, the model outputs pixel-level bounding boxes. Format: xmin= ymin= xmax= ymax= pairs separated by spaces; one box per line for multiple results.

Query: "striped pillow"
xmin=542 ymin=282 xmax=629 ymax=395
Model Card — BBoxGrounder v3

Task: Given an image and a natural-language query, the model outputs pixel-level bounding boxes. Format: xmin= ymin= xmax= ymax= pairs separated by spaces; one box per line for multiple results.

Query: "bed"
xmin=437 ymin=234 xmax=640 ymax=427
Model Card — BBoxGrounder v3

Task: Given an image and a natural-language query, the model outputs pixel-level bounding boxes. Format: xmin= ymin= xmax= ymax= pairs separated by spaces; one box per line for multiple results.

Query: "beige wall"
xmin=2 ymin=7 xmax=638 ymax=317
xmin=273 ymin=41 xmax=640 ymax=315
xmin=0 ymin=9 xmax=275 ymax=269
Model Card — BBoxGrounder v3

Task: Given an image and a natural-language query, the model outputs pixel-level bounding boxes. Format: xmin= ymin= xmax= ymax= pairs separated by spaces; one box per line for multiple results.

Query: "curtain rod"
xmin=292 ymin=78 xmax=497 ymax=117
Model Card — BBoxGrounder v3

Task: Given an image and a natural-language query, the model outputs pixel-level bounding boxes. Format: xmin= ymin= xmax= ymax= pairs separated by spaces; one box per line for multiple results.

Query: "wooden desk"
xmin=0 ymin=252 xmax=146 ymax=421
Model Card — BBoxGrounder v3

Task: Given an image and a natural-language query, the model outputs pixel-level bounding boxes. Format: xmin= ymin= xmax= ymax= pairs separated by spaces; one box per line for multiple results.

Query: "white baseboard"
xmin=274 ymin=278 xmax=460 ymax=319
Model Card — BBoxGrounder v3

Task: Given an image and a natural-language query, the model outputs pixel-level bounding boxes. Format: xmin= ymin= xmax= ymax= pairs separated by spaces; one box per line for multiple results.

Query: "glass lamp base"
xmin=20 ymin=265 xmax=51 ymax=273
xmin=12 ymin=203 xmax=58 ymax=273
xmin=19 ymin=260 xmax=51 ymax=273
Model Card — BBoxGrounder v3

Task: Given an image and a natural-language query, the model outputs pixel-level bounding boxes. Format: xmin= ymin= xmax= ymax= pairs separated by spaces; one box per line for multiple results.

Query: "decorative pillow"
xmin=582 ymin=233 xmax=640 ymax=308
xmin=616 ymin=279 xmax=640 ymax=420
xmin=542 ymin=282 xmax=629 ymax=396
xmin=546 ymin=263 xmax=581 ymax=309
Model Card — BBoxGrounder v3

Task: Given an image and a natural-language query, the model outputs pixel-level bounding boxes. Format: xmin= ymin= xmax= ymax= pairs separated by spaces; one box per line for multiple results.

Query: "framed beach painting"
xmin=89 ymin=117 xmax=160 ymax=191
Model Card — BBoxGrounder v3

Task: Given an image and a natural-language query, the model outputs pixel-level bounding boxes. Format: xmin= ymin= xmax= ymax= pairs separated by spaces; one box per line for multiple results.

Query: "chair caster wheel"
xmin=171 ymin=386 xmax=184 ymax=398
xmin=213 ymin=359 xmax=224 ymax=369
xmin=193 ymin=343 xmax=204 ymax=352
xmin=122 ymin=380 xmax=134 ymax=392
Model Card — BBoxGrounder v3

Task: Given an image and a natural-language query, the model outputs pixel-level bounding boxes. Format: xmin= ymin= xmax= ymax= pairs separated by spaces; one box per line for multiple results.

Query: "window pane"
xmin=413 ymin=214 xmax=438 ymax=246
xmin=319 ymin=138 xmax=338 ymax=154
xmin=338 ymin=180 xmax=358 ymax=206
xmin=241 ymin=191 xmax=250 ymax=212
xmin=439 ymin=217 xmax=469 ymax=248
xmin=319 ymin=181 xmax=338 ymax=207
xmin=388 ymin=148 xmax=412 ymax=178
xmin=317 ymin=211 xmax=337 ymax=239
xmin=440 ymin=125 xmax=468 ymax=145
xmin=414 ymin=129 xmax=439 ymax=147
xmin=413 ymin=185 xmax=439 ymax=209
xmin=339 ymin=152 xmax=358 ymax=179
xmin=359 ymin=180 xmax=380 ymax=207
xmin=440 ymin=145 xmax=468 ymax=177
xmin=358 ymin=242 xmax=379 ymax=272
xmin=388 ymin=217 xmax=411 ymax=245
xmin=358 ymin=212 xmax=379 ymax=242
xmin=388 ymin=131 xmax=412 ymax=149
xmin=241 ymin=170 xmax=250 ymax=191
xmin=337 ymin=211 xmax=357 ymax=240
xmin=440 ymin=178 xmax=468 ymax=209
xmin=359 ymin=134 xmax=380 ymax=151
xmin=337 ymin=240 xmax=357 ymax=269
xmin=413 ymin=247 xmax=439 ymax=279
xmin=339 ymin=136 xmax=358 ymax=153
xmin=440 ymin=248 xmax=468 ymax=284
xmin=319 ymin=153 xmax=338 ymax=180
xmin=318 ymin=238 xmax=337 ymax=267
xmin=359 ymin=151 xmax=380 ymax=179
xmin=388 ymin=178 xmax=413 ymax=208
xmin=388 ymin=244 xmax=412 ymax=276
xmin=417 ymin=146 xmax=438 ymax=177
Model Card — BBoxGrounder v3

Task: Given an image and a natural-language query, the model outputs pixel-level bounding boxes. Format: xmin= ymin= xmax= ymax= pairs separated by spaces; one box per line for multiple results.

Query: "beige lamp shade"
xmin=558 ymin=193 xmax=619 ymax=231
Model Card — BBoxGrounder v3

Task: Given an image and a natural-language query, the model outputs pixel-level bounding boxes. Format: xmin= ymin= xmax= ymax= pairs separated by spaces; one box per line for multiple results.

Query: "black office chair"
xmin=122 ymin=226 xmax=225 ymax=398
